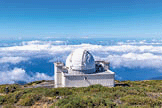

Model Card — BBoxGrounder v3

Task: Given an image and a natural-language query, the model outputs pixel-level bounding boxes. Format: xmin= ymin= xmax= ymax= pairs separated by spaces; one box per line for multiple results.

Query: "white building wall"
xmin=54 ymin=63 xmax=64 ymax=88
xmin=62 ymin=72 xmax=66 ymax=87
xmin=64 ymin=74 xmax=114 ymax=87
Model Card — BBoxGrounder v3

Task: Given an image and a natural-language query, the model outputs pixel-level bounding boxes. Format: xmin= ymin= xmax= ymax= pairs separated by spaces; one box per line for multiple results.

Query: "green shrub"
xmin=105 ymin=98 xmax=116 ymax=107
xmin=44 ymin=88 xmax=72 ymax=97
xmin=0 ymin=96 xmax=5 ymax=105
xmin=0 ymin=80 xmax=162 ymax=107
xmin=18 ymin=93 xmax=41 ymax=106
xmin=55 ymin=94 xmax=115 ymax=108
xmin=18 ymin=97 xmax=35 ymax=106
xmin=0 ymin=84 xmax=21 ymax=93
xmin=110 ymin=89 xmax=127 ymax=99
xmin=4 ymin=91 xmax=24 ymax=104
xmin=120 ymin=95 xmax=162 ymax=106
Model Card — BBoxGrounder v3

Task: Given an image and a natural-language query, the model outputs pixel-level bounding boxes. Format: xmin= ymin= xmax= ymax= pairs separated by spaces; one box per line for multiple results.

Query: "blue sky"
xmin=0 ymin=0 xmax=162 ymax=39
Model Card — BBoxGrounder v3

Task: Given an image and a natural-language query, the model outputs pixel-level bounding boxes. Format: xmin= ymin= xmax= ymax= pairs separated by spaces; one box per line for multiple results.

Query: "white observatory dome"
xmin=66 ymin=49 xmax=95 ymax=74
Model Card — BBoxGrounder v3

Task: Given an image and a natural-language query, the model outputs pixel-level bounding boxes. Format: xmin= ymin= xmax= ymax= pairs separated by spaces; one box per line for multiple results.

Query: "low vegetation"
xmin=0 ymin=80 xmax=161 ymax=107
xmin=25 ymin=80 xmax=46 ymax=86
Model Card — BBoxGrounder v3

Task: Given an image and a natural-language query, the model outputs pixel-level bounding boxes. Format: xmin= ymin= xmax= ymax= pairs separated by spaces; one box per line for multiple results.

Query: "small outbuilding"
xmin=54 ymin=49 xmax=115 ymax=88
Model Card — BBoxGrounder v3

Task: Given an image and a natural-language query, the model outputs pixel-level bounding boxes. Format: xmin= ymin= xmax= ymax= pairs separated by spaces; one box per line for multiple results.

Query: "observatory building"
xmin=54 ymin=49 xmax=115 ymax=88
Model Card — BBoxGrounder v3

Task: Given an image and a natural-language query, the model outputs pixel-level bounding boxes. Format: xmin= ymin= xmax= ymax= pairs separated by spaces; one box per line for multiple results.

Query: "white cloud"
xmin=117 ymin=40 xmax=162 ymax=45
xmin=0 ymin=68 xmax=53 ymax=84
xmin=2 ymin=41 xmax=162 ymax=55
xmin=94 ymin=53 xmax=162 ymax=69
xmin=1 ymin=40 xmax=162 ymax=70
xmin=34 ymin=72 xmax=54 ymax=81
xmin=0 ymin=57 xmax=28 ymax=64
xmin=0 ymin=40 xmax=162 ymax=82
xmin=21 ymin=40 xmax=66 ymax=46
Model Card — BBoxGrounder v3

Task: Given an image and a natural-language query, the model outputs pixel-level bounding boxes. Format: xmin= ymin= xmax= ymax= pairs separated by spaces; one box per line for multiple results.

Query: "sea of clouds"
xmin=0 ymin=39 xmax=162 ymax=84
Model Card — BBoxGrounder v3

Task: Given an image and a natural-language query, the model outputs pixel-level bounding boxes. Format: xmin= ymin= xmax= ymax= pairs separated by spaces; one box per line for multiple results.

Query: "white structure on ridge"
xmin=54 ymin=49 xmax=115 ymax=88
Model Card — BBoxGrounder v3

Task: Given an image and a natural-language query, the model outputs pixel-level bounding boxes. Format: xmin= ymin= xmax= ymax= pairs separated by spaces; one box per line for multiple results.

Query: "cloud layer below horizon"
xmin=0 ymin=68 xmax=53 ymax=84
xmin=0 ymin=39 xmax=162 ymax=84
